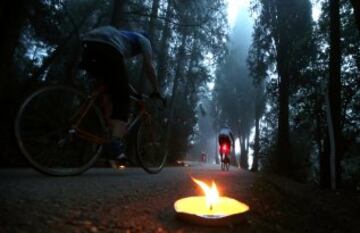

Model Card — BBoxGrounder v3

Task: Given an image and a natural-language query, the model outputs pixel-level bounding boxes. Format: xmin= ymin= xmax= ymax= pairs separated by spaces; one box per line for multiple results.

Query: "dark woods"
xmin=246 ymin=0 xmax=360 ymax=189
xmin=0 ymin=0 xmax=359 ymax=190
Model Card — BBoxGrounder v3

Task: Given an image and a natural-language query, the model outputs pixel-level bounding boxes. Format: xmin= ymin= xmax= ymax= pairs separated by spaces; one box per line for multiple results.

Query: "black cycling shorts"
xmin=218 ymin=135 xmax=231 ymax=146
xmin=80 ymin=41 xmax=130 ymax=121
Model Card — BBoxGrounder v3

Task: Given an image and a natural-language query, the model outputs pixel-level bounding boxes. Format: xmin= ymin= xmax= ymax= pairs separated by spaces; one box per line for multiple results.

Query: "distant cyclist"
xmin=80 ymin=26 xmax=164 ymax=168
xmin=218 ymin=126 xmax=234 ymax=163
xmin=200 ymin=151 xmax=207 ymax=163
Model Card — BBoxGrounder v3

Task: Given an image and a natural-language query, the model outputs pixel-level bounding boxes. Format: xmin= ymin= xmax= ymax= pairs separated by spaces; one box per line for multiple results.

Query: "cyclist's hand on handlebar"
xmin=149 ymin=91 xmax=166 ymax=107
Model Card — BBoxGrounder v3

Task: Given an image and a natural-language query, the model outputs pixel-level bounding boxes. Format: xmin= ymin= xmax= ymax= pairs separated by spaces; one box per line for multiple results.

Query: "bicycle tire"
xmin=225 ymin=162 xmax=230 ymax=171
xmin=15 ymin=85 xmax=106 ymax=176
xmin=136 ymin=116 xmax=167 ymax=174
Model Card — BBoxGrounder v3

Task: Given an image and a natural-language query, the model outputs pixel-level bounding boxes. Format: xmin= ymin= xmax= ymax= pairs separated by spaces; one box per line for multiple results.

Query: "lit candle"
xmin=174 ymin=178 xmax=250 ymax=225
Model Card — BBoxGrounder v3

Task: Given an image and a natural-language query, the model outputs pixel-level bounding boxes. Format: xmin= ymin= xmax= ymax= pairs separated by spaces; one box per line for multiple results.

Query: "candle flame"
xmin=192 ymin=178 xmax=219 ymax=210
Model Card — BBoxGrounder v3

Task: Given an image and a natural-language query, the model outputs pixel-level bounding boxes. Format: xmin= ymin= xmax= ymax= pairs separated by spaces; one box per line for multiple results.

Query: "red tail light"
xmin=219 ymin=143 xmax=230 ymax=155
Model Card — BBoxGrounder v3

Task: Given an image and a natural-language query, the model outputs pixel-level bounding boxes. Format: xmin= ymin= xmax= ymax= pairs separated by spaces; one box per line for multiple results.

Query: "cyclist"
xmin=80 ymin=26 xmax=163 ymax=168
xmin=218 ymin=125 xmax=234 ymax=164
xmin=200 ymin=151 xmax=207 ymax=163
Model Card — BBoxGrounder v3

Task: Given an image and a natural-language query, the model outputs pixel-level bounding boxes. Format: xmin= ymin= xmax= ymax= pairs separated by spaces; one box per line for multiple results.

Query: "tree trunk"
xmin=239 ymin=134 xmax=249 ymax=169
xmin=184 ymin=31 xmax=200 ymax=94
xmin=277 ymin=70 xmax=290 ymax=175
xmin=329 ymin=0 xmax=342 ymax=188
xmin=251 ymin=112 xmax=260 ymax=172
xmin=148 ymin=0 xmax=160 ymax=42
xmin=111 ymin=0 xmax=128 ymax=28
xmin=315 ymin=90 xmax=331 ymax=188
xmin=166 ymin=31 xmax=188 ymax=162
xmin=169 ymin=33 xmax=187 ymax=118
xmin=273 ymin=0 xmax=291 ymax=177
xmin=137 ymin=0 xmax=161 ymax=92
xmin=245 ymin=136 xmax=249 ymax=168
xmin=320 ymin=137 xmax=331 ymax=187
xmin=350 ymin=0 xmax=360 ymax=32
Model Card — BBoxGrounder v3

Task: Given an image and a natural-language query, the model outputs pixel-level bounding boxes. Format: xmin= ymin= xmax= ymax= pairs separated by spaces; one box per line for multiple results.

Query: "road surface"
xmin=1 ymin=164 xmax=359 ymax=233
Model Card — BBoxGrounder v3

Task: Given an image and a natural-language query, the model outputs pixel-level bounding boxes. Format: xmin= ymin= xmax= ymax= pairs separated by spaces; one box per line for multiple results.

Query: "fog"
xmin=189 ymin=3 xmax=255 ymax=166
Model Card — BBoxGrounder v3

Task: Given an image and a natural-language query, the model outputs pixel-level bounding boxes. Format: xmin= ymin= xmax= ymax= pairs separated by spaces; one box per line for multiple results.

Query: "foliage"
xmin=248 ymin=0 xmax=360 ymax=187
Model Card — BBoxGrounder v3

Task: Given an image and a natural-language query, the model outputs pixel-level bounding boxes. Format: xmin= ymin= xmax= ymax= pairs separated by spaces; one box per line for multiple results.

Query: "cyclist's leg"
xmin=81 ymin=42 xmax=112 ymax=128
xmin=98 ymin=45 xmax=132 ymax=167
xmin=102 ymin=50 xmax=130 ymax=139
xmin=81 ymin=42 xmax=131 ymax=167
xmin=81 ymin=41 xmax=130 ymax=139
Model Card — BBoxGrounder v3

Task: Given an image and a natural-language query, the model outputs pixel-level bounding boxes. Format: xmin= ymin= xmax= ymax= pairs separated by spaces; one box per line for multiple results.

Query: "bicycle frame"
xmin=71 ymin=84 xmax=149 ymax=145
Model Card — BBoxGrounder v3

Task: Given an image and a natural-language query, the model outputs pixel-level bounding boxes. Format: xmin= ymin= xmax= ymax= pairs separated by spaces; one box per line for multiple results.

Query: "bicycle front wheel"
xmin=136 ymin=117 xmax=168 ymax=174
xmin=15 ymin=85 xmax=106 ymax=176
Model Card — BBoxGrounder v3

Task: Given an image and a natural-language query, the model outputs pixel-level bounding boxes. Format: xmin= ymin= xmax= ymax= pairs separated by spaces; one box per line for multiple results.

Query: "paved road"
xmin=2 ymin=165 xmax=360 ymax=233
xmin=0 ymin=165 xmax=255 ymax=233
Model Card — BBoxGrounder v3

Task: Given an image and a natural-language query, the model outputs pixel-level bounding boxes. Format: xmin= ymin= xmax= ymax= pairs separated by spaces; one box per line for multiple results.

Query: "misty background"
xmin=190 ymin=0 xmax=254 ymax=166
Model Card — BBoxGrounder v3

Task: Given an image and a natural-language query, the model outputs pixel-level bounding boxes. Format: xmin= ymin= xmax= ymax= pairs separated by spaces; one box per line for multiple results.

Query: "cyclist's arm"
xmin=229 ymin=132 xmax=235 ymax=146
xmin=143 ymin=52 xmax=160 ymax=93
xmin=140 ymin=38 xmax=160 ymax=94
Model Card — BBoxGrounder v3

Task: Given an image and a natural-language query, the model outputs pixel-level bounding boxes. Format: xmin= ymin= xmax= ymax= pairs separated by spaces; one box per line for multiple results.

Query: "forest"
xmin=0 ymin=0 xmax=359 ymax=190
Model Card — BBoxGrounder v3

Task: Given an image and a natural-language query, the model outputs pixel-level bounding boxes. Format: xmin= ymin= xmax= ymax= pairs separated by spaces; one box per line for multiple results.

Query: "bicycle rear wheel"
xmin=136 ymin=116 xmax=167 ymax=174
xmin=225 ymin=161 xmax=230 ymax=171
xmin=15 ymin=85 xmax=106 ymax=176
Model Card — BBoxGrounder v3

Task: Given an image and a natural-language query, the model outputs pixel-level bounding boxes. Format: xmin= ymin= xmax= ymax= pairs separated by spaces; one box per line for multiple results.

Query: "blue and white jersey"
xmin=82 ymin=26 xmax=152 ymax=58
xmin=219 ymin=127 xmax=234 ymax=143
xmin=219 ymin=127 xmax=232 ymax=137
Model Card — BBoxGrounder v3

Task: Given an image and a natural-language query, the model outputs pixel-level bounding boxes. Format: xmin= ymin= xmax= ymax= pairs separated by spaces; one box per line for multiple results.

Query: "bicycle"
xmin=220 ymin=155 xmax=230 ymax=171
xmin=219 ymin=141 xmax=231 ymax=171
xmin=15 ymin=77 xmax=168 ymax=176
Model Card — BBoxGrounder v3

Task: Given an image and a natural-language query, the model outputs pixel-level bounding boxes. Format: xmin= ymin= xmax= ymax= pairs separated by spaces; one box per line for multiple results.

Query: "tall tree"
xmin=328 ymin=0 xmax=342 ymax=188
xmin=274 ymin=0 xmax=291 ymax=175
xmin=251 ymin=84 xmax=265 ymax=171
xmin=248 ymin=0 xmax=313 ymax=175
xmin=156 ymin=0 xmax=173 ymax=88
xmin=247 ymin=7 xmax=269 ymax=172
xmin=111 ymin=0 xmax=128 ymax=28
xmin=147 ymin=0 xmax=160 ymax=41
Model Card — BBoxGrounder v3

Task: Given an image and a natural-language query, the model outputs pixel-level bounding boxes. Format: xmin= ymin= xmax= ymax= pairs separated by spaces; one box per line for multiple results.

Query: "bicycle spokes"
xmin=15 ymin=86 xmax=106 ymax=176
xmin=136 ymin=117 xmax=167 ymax=174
